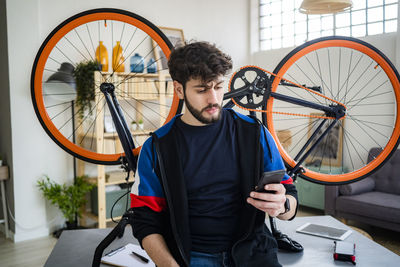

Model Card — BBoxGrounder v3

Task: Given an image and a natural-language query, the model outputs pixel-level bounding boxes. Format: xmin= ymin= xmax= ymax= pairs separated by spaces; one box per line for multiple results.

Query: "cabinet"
xmin=77 ymin=70 xmax=173 ymax=228
xmin=295 ymin=178 xmax=325 ymax=210
xmin=296 ymin=166 xmax=345 ymax=210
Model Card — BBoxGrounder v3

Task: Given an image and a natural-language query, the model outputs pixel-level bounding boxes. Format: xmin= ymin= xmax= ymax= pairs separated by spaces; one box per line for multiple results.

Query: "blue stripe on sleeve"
xmin=260 ymin=125 xmax=291 ymax=182
xmin=137 ymin=137 xmax=165 ymax=198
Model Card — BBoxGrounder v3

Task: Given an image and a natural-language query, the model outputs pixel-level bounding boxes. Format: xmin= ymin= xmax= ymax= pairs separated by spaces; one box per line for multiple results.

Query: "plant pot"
xmin=0 ymin=160 xmax=2 ymax=166
xmin=131 ymin=124 xmax=137 ymax=131
xmin=66 ymin=220 xmax=78 ymax=230
xmin=138 ymin=123 xmax=144 ymax=130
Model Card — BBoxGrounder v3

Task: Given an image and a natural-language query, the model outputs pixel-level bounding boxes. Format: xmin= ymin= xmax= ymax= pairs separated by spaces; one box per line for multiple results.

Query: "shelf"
xmin=100 ymin=71 xmax=171 ymax=79
xmin=103 ymin=129 xmax=155 ymax=137
xmin=106 ymin=216 xmax=122 ymax=223
xmin=80 ymin=129 xmax=155 ymax=139
xmin=81 ymin=211 xmax=124 ymax=223
xmin=82 ymin=210 xmax=99 ymax=222
xmin=86 ymin=177 xmax=134 ymax=186
xmin=85 ymin=171 xmax=134 ymax=186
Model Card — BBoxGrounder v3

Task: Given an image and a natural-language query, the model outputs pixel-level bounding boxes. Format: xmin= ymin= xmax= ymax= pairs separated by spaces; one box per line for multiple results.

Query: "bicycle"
xmin=30 ymin=8 xmax=400 ymax=266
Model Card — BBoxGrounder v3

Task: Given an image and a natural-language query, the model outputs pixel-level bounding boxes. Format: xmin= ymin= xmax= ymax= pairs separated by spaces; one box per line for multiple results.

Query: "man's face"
xmin=174 ymin=76 xmax=225 ymax=125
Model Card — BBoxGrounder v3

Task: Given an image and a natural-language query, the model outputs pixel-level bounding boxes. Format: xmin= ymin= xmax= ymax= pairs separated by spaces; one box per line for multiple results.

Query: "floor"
xmin=0 ymin=206 xmax=399 ymax=267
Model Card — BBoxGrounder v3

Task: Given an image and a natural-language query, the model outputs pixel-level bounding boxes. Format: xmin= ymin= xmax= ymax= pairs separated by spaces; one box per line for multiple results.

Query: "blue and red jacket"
xmin=130 ymin=109 xmax=297 ymax=266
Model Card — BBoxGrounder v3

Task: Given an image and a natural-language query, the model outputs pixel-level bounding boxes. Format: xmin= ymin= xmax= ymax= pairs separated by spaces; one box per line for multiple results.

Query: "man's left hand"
xmin=246 ymin=183 xmax=286 ymax=217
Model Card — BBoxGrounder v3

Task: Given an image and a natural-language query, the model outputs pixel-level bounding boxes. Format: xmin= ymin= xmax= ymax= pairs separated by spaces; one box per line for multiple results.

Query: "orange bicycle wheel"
xmin=264 ymin=36 xmax=400 ymax=184
xmin=31 ymin=9 xmax=182 ymax=165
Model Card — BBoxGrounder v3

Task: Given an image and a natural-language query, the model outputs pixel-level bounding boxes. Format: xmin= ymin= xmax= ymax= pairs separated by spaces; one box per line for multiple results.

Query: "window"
xmin=259 ymin=0 xmax=398 ymax=50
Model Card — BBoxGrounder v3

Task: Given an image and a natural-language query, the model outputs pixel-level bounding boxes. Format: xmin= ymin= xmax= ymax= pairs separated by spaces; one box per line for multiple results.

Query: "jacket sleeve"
xmin=131 ymin=137 xmax=168 ymax=246
xmin=260 ymin=125 xmax=298 ymax=219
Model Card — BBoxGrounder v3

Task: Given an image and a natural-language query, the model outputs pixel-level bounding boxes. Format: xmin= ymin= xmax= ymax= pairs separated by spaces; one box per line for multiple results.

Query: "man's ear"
xmin=174 ymin=81 xmax=184 ymax=100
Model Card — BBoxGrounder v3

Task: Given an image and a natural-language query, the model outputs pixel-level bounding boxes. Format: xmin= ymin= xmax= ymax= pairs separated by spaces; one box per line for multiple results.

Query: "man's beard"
xmin=184 ymin=97 xmax=222 ymax=124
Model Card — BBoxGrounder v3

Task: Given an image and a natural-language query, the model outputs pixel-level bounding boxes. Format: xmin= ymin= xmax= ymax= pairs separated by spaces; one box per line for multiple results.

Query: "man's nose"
xmin=207 ymin=88 xmax=218 ymax=103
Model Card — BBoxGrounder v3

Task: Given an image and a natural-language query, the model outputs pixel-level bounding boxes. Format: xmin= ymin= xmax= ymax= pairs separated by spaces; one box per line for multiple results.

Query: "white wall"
xmin=6 ymin=0 xmax=249 ymax=242
xmin=252 ymin=33 xmax=399 ymax=73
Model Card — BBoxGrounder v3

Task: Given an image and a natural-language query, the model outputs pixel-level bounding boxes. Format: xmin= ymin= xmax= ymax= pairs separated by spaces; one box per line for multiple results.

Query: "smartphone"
xmin=254 ymin=169 xmax=285 ymax=193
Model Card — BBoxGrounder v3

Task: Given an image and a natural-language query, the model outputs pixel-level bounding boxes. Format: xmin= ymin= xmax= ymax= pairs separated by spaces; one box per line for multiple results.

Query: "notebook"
xmin=101 ymin=243 xmax=153 ymax=266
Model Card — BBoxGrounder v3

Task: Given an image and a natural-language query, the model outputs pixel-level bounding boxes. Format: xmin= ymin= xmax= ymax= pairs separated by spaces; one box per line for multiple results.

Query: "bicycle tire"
xmin=31 ymin=8 xmax=182 ymax=165
xmin=263 ymin=36 xmax=400 ymax=184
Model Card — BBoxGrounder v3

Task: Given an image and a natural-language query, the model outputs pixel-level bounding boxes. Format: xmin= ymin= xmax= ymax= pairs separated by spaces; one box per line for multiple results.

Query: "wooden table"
xmin=45 ymin=215 xmax=400 ymax=266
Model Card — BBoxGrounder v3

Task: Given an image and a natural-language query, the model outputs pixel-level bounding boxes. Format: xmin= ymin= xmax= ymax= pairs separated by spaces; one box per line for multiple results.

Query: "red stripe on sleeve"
xmin=281 ymin=177 xmax=293 ymax=184
xmin=130 ymin=194 xmax=167 ymax=212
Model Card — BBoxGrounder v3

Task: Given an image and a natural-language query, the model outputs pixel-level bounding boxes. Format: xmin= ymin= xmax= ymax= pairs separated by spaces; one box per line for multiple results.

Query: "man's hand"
xmin=246 ymin=183 xmax=286 ymax=217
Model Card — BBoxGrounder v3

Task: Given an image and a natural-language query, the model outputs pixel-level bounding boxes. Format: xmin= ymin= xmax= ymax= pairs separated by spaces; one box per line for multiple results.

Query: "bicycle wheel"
xmin=31 ymin=8 xmax=182 ymax=165
xmin=263 ymin=36 xmax=400 ymax=184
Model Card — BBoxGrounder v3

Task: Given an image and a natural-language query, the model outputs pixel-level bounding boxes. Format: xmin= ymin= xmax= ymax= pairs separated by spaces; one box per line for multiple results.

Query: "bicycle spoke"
xmin=74 ymin=28 xmax=95 ymax=62
xmin=344 ymin=117 xmax=393 ymax=128
xmin=45 ymin=101 xmax=72 ymax=109
xmin=339 ymin=59 xmax=374 ymax=104
xmin=70 ymin=95 xmax=105 ymax=139
xmin=116 ymin=93 xmax=160 ymax=129
xmin=343 ymin=49 xmax=353 ymax=104
xmin=54 ymin=46 xmax=77 ymax=67
xmin=78 ymin=99 xmax=106 ymax=144
xmin=51 ymin=102 xmax=73 ymax=120
xmin=292 ymin=63 xmax=325 ymax=105
xmin=339 ymin=121 xmax=355 ymax=171
xmin=346 ymin=102 xmax=395 ymax=107
xmin=314 ymin=50 xmax=330 ymax=104
xmin=64 ymin=35 xmax=90 ymax=62
xmin=85 ymin=24 xmax=97 ymax=60
xmin=110 ymin=23 xmax=126 ymax=76
xmin=115 ymin=91 xmax=166 ymax=122
xmin=345 ymin=90 xmax=392 ymax=104
xmin=346 ymin=80 xmax=388 ymax=111
xmin=347 ymin=114 xmax=385 ymax=147
xmin=337 ymin=53 xmax=363 ymax=102
xmin=336 ymin=48 xmax=341 ymax=100
xmin=285 ymin=73 xmax=325 ymax=105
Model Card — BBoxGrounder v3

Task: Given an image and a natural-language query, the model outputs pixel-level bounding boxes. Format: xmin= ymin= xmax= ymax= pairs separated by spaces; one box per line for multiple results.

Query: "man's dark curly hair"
xmin=168 ymin=41 xmax=232 ymax=88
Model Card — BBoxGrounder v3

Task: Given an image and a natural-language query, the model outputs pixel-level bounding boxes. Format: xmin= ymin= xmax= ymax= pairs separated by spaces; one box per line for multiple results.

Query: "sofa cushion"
xmin=336 ymin=191 xmax=400 ymax=224
xmin=368 ymin=148 xmax=400 ymax=195
xmin=339 ymin=177 xmax=375 ymax=196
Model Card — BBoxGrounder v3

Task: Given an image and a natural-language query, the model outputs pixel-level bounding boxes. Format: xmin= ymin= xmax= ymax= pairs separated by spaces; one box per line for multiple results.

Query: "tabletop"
xmin=45 ymin=215 xmax=400 ymax=266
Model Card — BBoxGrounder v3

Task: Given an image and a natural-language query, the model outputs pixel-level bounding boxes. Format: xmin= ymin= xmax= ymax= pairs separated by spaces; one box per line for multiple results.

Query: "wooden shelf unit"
xmin=77 ymin=69 xmax=173 ymax=228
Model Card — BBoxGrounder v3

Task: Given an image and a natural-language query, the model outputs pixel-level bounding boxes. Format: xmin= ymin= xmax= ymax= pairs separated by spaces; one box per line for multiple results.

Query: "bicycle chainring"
xmin=228 ymin=66 xmax=271 ymax=109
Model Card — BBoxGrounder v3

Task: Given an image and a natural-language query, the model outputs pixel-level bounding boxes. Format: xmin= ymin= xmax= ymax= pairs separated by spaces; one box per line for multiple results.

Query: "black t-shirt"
xmin=174 ymin=109 xmax=242 ymax=253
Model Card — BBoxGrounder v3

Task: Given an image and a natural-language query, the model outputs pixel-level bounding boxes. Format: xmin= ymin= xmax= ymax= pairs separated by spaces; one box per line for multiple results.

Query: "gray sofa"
xmin=325 ymin=148 xmax=400 ymax=232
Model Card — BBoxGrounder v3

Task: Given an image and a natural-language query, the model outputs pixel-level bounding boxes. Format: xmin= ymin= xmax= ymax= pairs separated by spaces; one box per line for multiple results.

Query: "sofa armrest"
xmin=325 ymin=185 xmax=339 ymax=215
xmin=339 ymin=177 xmax=375 ymax=196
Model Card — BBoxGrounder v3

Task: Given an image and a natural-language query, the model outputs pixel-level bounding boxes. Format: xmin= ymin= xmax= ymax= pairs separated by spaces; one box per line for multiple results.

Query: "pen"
xmin=132 ymin=251 xmax=150 ymax=263
xmin=105 ymin=246 xmax=125 ymax=256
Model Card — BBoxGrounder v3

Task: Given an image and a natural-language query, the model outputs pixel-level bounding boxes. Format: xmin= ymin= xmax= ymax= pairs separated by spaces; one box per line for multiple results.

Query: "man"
xmin=131 ymin=41 xmax=298 ymax=267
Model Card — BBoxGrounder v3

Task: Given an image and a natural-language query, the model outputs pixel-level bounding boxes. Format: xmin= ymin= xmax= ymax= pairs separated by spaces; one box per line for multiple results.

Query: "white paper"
xmin=101 ymin=243 xmax=153 ymax=267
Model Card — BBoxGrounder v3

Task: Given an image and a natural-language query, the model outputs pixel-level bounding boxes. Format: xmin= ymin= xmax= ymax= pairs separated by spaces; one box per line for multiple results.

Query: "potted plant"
xmin=0 ymin=155 xmax=2 ymax=166
xmin=130 ymin=120 xmax=137 ymax=131
xmin=73 ymin=60 xmax=100 ymax=119
xmin=138 ymin=119 xmax=144 ymax=130
xmin=37 ymin=175 xmax=94 ymax=236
